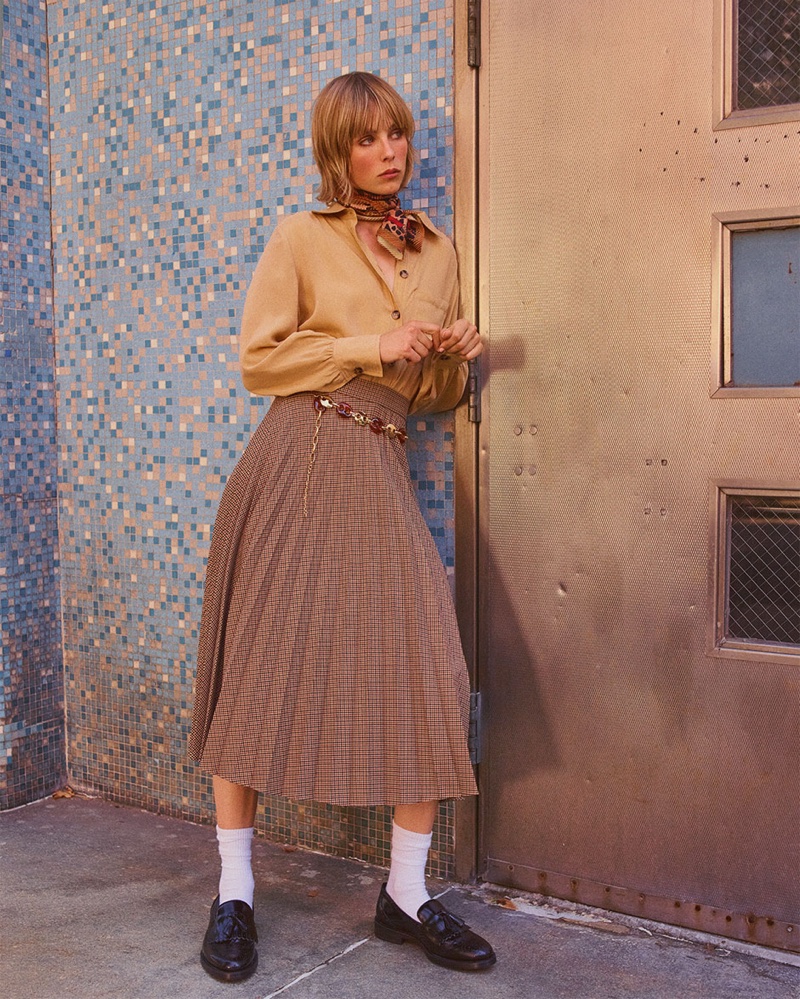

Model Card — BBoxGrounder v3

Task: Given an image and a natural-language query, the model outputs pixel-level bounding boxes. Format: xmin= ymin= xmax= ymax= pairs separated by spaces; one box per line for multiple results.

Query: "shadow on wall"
xmin=0 ymin=0 xmax=66 ymax=808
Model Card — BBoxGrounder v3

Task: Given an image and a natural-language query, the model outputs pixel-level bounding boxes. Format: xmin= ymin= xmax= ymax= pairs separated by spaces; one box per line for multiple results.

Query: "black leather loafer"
xmin=200 ymin=896 xmax=259 ymax=983
xmin=374 ymin=883 xmax=496 ymax=971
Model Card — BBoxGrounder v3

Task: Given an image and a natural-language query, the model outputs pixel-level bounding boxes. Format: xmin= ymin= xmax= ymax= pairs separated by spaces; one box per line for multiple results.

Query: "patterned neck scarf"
xmin=343 ymin=190 xmax=424 ymax=260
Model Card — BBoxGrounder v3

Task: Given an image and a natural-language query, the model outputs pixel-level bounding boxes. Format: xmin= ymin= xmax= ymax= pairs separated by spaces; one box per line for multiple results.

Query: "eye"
xmin=390 ymin=128 xmax=404 ymax=139
xmin=358 ymin=133 xmax=375 ymax=146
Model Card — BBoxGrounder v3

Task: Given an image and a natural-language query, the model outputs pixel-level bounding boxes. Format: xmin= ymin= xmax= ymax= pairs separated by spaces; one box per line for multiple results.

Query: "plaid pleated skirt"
xmin=189 ymin=378 xmax=478 ymax=805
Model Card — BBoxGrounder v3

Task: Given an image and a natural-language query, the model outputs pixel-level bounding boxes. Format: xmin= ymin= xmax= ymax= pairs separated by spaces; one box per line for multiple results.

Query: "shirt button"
xmin=399 ymin=270 xmax=409 ymax=279
xmin=391 ymin=310 xmax=401 ymax=320
xmin=354 ymin=366 xmax=363 ymax=375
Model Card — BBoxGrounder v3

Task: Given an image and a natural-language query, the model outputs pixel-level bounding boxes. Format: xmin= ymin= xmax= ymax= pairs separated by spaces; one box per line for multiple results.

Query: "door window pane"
xmin=730 ymin=226 xmax=800 ymax=387
xmin=726 ymin=494 xmax=800 ymax=647
xmin=737 ymin=0 xmax=800 ymax=110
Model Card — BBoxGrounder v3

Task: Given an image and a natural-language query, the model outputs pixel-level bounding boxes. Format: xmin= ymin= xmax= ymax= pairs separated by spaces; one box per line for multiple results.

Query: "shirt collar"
xmin=312 ymin=202 xmax=442 ymax=236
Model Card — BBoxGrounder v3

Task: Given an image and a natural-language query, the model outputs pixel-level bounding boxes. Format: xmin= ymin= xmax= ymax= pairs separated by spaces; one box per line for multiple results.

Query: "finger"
xmin=443 ymin=338 xmax=478 ymax=361
xmin=436 ymin=327 xmax=460 ymax=352
xmin=452 ymin=322 xmax=476 ymax=341
xmin=407 ymin=336 xmax=430 ymax=362
xmin=430 ymin=328 xmax=447 ymax=351
xmin=460 ymin=340 xmax=484 ymax=360
xmin=455 ymin=327 xmax=480 ymax=352
xmin=441 ymin=335 xmax=471 ymax=357
xmin=459 ymin=329 xmax=480 ymax=352
xmin=416 ymin=336 xmax=433 ymax=358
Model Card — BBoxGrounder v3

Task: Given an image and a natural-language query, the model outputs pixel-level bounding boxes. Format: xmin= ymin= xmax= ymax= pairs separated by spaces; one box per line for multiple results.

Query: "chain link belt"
xmin=303 ymin=393 xmax=409 ymax=516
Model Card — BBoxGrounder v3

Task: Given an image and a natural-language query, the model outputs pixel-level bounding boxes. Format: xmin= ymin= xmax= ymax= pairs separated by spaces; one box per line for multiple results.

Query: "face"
xmin=348 ymin=122 xmax=408 ymax=196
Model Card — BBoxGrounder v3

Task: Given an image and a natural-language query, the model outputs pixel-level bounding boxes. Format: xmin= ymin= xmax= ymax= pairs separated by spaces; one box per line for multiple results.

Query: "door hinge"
xmin=467 ymin=0 xmax=481 ymax=68
xmin=468 ymin=691 xmax=482 ymax=765
xmin=468 ymin=358 xmax=482 ymax=423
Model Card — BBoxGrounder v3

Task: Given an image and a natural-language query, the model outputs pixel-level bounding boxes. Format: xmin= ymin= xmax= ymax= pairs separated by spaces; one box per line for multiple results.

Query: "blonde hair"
xmin=312 ymin=72 xmax=416 ymax=204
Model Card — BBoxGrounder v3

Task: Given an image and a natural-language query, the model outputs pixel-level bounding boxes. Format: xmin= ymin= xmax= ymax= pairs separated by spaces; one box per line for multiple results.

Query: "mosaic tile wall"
xmin=48 ymin=0 xmax=461 ymax=873
xmin=0 ymin=0 xmax=66 ymax=808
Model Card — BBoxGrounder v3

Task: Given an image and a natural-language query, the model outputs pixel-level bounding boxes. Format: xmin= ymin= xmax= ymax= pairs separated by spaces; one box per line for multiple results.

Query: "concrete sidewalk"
xmin=1 ymin=796 xmax=798 ymax=999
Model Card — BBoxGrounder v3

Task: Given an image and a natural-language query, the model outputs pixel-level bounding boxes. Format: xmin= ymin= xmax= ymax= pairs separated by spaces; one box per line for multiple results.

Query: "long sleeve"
xmin=240 ymin=224 xmax=384 ymax=397
xmin=238 ymin=208 xmax=470 ymax=409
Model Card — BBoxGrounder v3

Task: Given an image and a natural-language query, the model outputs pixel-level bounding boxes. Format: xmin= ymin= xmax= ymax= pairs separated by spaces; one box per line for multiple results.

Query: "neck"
xmin=347 ymin=190 xmax=401 ymax=209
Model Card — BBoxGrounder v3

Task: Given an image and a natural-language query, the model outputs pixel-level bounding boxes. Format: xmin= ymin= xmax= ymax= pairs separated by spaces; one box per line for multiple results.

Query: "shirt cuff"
xmin=332 ymin=334 xmax=384 ymax=378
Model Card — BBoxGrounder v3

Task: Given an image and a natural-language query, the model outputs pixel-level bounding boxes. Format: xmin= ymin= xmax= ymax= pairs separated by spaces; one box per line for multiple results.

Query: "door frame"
xmin=452 ymin=0 xmax=481 ymax=883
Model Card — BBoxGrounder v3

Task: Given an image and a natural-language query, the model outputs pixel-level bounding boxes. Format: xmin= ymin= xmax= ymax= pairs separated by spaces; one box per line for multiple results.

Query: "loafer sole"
xmin=200 ymin=949 xmax=258 ymax=983
xmin=374 ymin=918 xmax=497 ymax=971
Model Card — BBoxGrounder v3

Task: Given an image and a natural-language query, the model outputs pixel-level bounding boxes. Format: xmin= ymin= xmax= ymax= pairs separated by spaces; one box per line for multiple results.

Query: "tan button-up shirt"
xmin=240 ymin=204 xmax=468 ymax=414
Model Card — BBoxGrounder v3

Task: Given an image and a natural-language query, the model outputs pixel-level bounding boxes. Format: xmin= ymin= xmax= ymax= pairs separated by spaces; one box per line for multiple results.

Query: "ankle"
xmin=217 ymin=825 xmax=255 ymax=908
xmin=386 ymin=822 xmax=432 ymax=921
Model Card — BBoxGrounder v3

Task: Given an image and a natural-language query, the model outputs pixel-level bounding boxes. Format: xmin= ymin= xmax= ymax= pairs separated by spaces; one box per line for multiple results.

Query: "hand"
xmin=379 ymin=321 xmax=441 ymax=364
xmin=435 ymin=319 xmax=483 ymax=360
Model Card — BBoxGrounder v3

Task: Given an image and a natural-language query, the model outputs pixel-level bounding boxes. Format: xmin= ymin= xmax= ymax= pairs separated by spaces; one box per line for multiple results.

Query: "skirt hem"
xmin=192 ymin=757 xmax=478 ymax=807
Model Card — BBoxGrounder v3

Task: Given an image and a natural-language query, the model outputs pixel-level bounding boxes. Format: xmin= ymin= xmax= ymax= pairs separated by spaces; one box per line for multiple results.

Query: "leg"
xmin=200 ymin=776 xmax=259 ymax=983
xmin=386 ymin=800 xmax=438 ymax=920
xmin=212 ymin=776 xmax=258 ymax=905
xmin=214 ymin=774 xmax=259 ymax=829
xmin=393 ymin=800 xmax=437 ymax=836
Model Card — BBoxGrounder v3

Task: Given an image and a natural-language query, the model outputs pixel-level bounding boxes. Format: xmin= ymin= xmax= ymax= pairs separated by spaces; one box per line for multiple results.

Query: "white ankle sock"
xmin=386 ymin=821 xmax=432 ymax=922
xmin=217 ymin=825 xmax=255 ymax=908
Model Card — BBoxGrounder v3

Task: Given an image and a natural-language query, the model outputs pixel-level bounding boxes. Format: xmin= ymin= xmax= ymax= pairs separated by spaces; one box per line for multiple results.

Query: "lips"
xmin=380 ymin=169 xmax=401 ymax=178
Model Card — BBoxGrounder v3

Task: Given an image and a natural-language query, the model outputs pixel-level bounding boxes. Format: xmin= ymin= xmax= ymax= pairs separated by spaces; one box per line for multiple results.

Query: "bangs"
xmin=344 ymin=85 xmax=414 ymax=144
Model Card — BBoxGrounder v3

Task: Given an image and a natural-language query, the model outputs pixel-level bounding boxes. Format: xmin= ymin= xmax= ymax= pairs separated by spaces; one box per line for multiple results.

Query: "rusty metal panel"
xmin=476 ymin=0 xmax=800 ymax=951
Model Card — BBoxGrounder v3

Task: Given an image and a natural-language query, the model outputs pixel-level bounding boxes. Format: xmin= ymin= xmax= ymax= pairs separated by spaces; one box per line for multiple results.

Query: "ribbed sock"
xmin=385 ymin=821 xmax=432 ymax=922
xmin=216 ymin=825 xmax=255 ymax=908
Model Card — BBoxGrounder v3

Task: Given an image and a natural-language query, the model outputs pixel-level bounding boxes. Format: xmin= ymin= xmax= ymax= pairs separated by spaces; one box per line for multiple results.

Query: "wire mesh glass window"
xmin=724 ymin=493 xmax=800 ymax=650
xmin=736 ymin=0 xmax=800 ymax=110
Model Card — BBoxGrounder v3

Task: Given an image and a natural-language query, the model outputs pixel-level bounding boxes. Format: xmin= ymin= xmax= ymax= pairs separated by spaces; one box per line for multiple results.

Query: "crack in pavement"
xmin=260 ymin=936 xmax=371 ymax=998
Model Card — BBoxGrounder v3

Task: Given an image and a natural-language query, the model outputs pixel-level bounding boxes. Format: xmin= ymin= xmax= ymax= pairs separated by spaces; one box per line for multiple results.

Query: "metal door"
xmin=472 ymin=0 xmax=800 ymax=950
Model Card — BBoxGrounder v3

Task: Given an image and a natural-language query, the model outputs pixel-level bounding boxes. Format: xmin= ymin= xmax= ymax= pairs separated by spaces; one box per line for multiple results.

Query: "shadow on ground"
xmin=1 ymin=797 xmax=798 ymax=999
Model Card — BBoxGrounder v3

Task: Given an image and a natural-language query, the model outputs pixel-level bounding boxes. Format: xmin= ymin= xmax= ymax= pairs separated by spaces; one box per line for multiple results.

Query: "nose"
xmin=379 ymin=135 xmax=395 ymax=159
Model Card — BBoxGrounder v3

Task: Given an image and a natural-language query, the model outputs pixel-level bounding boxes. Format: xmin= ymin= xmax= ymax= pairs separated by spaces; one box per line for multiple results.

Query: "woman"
xmin=189 ymin=71 xmax=495 ymax=982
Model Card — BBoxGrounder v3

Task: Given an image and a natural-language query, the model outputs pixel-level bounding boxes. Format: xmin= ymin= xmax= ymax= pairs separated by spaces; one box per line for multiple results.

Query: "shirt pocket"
xmin=404 ymin=291 xmax=450 ymax=327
